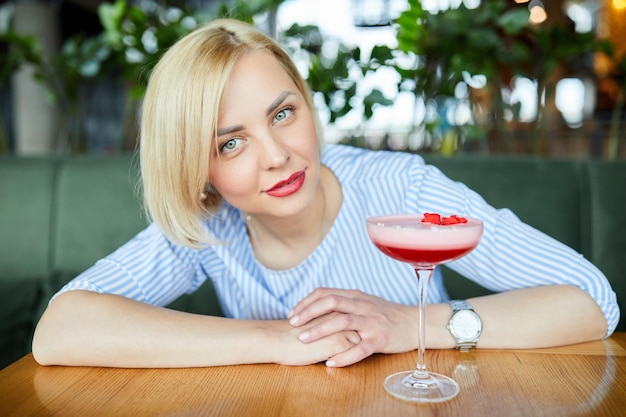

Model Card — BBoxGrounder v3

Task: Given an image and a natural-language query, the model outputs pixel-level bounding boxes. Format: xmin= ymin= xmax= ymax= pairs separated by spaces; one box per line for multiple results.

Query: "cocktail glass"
xmin=366 ymin=213 xmax=483 ymax=402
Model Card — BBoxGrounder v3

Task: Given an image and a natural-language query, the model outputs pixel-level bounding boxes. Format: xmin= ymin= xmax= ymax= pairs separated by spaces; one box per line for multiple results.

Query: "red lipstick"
xmin=266 ymin=171 xmax=306 ymax=197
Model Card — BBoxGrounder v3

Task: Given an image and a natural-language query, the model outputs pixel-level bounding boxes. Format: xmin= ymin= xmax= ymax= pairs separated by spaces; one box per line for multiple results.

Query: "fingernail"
xmin=326 ymin=360 xmax=336 ymax=367
xmin=289 ymin=315 xmax=300 ymax=325
xmin=298 ymin=331 xmax=310 ymax=341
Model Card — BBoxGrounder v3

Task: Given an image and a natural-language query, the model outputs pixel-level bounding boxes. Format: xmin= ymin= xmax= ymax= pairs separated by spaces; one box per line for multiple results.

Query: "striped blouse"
xmin=56 ymin=144 xmax=619 ymax=335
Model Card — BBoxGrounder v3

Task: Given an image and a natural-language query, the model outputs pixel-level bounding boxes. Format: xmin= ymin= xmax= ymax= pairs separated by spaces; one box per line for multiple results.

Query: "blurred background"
xmin=1 ymin=0 xmax=625 ymax=158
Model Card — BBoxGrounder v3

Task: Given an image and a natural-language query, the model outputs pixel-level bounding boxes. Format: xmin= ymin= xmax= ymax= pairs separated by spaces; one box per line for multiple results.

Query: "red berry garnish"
xmin=441 ymin=216 xmax=460 ymax=225
xmin=422 ymin=213 xmax=468 ymax=225
xmin=421 ymin=213 xmax=441 ymax=224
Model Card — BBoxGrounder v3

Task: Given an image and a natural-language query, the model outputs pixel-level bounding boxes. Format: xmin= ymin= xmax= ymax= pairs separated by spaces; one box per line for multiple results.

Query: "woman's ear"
xmin=201 ymin=184 xmax=218 ymax=200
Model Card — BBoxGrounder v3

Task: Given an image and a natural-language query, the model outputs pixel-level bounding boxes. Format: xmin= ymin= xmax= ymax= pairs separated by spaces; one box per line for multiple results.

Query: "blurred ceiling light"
xmin=463 ymin=0 xmax=481 ymax=9
xmin=555 ymin=78 xmax=585 ymax=128
xmin=613 ymin=0 xmax=626 ymax=9
xmin=528 ymin=0 xmax=547 ymax=24
xmin=509 ymin=76 xmax=538 ymax=122
xmin=566 ymin=3 xmax=593 ymax=33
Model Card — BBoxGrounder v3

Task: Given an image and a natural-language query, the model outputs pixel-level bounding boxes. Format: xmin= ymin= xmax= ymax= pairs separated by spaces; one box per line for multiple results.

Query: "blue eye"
xmin=220 ymin=138 xmax=241 ymax=153
xmin=274 ymin=107 xmax=294 ymax=123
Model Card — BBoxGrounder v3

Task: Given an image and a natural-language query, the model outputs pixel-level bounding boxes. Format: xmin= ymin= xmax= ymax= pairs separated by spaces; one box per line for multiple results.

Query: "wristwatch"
xmin=447 ymin=300 xmax=482 ymax=352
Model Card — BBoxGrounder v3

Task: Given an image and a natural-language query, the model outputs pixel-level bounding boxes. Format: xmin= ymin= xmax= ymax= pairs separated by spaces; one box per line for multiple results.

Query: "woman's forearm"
xmin=32 ymin=290 xmax=275 ymax=367
xmin=427 ymin=285 xmax=608 ymax=350
xmin=32 ymin=290 xmax=358 ymax=368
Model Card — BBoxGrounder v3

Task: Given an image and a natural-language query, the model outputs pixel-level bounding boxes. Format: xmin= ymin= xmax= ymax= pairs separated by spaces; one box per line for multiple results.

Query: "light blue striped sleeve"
xmin=53 ymin=223 xmax=209 ymax=307
xmin=407 ymin=159 xmax=619 ymax=337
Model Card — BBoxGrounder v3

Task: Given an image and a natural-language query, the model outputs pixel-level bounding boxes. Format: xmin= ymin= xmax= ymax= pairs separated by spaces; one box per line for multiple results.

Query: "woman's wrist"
xmin=426 ymin=303 xmax=457 ymax=349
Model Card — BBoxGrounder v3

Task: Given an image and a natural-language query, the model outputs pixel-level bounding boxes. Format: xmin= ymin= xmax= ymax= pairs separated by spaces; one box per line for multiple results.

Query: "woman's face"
xmin=209 ymin=52 xmax=321 ymax=218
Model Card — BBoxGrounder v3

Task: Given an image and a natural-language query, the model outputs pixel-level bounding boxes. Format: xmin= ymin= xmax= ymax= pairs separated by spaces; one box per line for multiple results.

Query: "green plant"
xmin=282 ymin=22 xmax=393 ymax=141
xmin=387 ymin=0 xmax=607 ymax=156
xmin=391 ymin=0 xmax=533 ymax=154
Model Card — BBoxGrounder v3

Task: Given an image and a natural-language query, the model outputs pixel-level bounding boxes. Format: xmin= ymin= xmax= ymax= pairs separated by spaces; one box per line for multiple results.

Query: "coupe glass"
xmin=366 ymin=213 xmax=483 ymax=402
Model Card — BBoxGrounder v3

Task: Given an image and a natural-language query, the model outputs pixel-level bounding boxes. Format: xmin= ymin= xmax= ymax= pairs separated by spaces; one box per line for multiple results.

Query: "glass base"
xmin=384 ymin=370 xmax=459 ymax=403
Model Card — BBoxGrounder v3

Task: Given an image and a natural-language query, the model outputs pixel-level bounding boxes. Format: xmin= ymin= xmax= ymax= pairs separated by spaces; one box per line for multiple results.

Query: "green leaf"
xmin=98 ymin=0 xmax=127 ymax=46
xmin=497 ymin=9 xmax=529 ymax=35
xmin=363 ymin=89 xmax=393 ymax=107
xmin=362 ymin=89 xmax=393 ymax=120
xmin=369 ymin=44 xmax=394 ymax=64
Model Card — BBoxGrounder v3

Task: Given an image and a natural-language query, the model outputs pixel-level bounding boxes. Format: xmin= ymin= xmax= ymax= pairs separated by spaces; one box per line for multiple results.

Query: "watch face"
xmin=450 ymin=310 xmax=482 ymax=341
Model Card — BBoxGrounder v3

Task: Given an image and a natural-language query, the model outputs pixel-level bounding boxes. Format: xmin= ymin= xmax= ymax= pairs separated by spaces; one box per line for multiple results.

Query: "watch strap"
xmin=456 ymin=340 xmax=478 ymax=352
xmin=449 ymin=299 xmax=474 ymax=312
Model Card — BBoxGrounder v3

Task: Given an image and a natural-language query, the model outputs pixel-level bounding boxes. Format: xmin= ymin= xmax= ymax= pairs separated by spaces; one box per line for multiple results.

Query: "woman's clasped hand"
xmin=288 ymin=288 xmax=420 ymax=367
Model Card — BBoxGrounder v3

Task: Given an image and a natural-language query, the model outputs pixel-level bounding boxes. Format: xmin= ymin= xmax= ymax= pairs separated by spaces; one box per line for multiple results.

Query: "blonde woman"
xmin=33 ymin=19 xmax=618 ymax=368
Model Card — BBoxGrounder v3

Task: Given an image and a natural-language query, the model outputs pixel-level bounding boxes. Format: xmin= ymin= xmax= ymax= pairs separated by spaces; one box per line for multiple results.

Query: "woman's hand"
xmin=287 ymin=287 xmax=419 ymax=367
xmin=270 ymin=313 xmax=362 ymax=366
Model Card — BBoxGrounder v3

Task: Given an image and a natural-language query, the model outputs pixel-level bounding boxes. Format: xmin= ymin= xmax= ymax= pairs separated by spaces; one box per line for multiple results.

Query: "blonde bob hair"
xmin=140 ymin=18 xmax=323 ymax=248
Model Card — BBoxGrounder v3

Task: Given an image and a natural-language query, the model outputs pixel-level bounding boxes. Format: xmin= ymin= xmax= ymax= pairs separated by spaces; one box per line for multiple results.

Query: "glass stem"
xmin=413 ymin=267 xmax=433 ymax=379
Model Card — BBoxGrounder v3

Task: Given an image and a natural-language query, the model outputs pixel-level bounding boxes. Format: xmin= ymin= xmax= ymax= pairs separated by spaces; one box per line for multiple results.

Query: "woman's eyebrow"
xmin=216 ymin=124 xmax=244 ymax=137
xmin=217 ymin=91 xmax=296 ymax=137
xmin=266 ymin=91 xmax=296 ymax=116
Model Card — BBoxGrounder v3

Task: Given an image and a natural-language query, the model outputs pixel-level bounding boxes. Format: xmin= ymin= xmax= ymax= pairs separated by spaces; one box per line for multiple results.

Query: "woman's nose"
xmin=260 ymin=136 xmax=290 ymax=169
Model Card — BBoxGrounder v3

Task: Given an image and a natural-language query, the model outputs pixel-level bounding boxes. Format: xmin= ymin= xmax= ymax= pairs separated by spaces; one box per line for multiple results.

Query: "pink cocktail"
xmin=366 ymin=213 xmax=483 ymax=403
xmin=367 ymin=215 xmax=483 ymax=267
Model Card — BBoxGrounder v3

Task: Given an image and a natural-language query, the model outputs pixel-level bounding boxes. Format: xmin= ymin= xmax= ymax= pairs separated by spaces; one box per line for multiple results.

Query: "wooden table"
xmin=1 ymin=333 xmax=625 ymax=417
